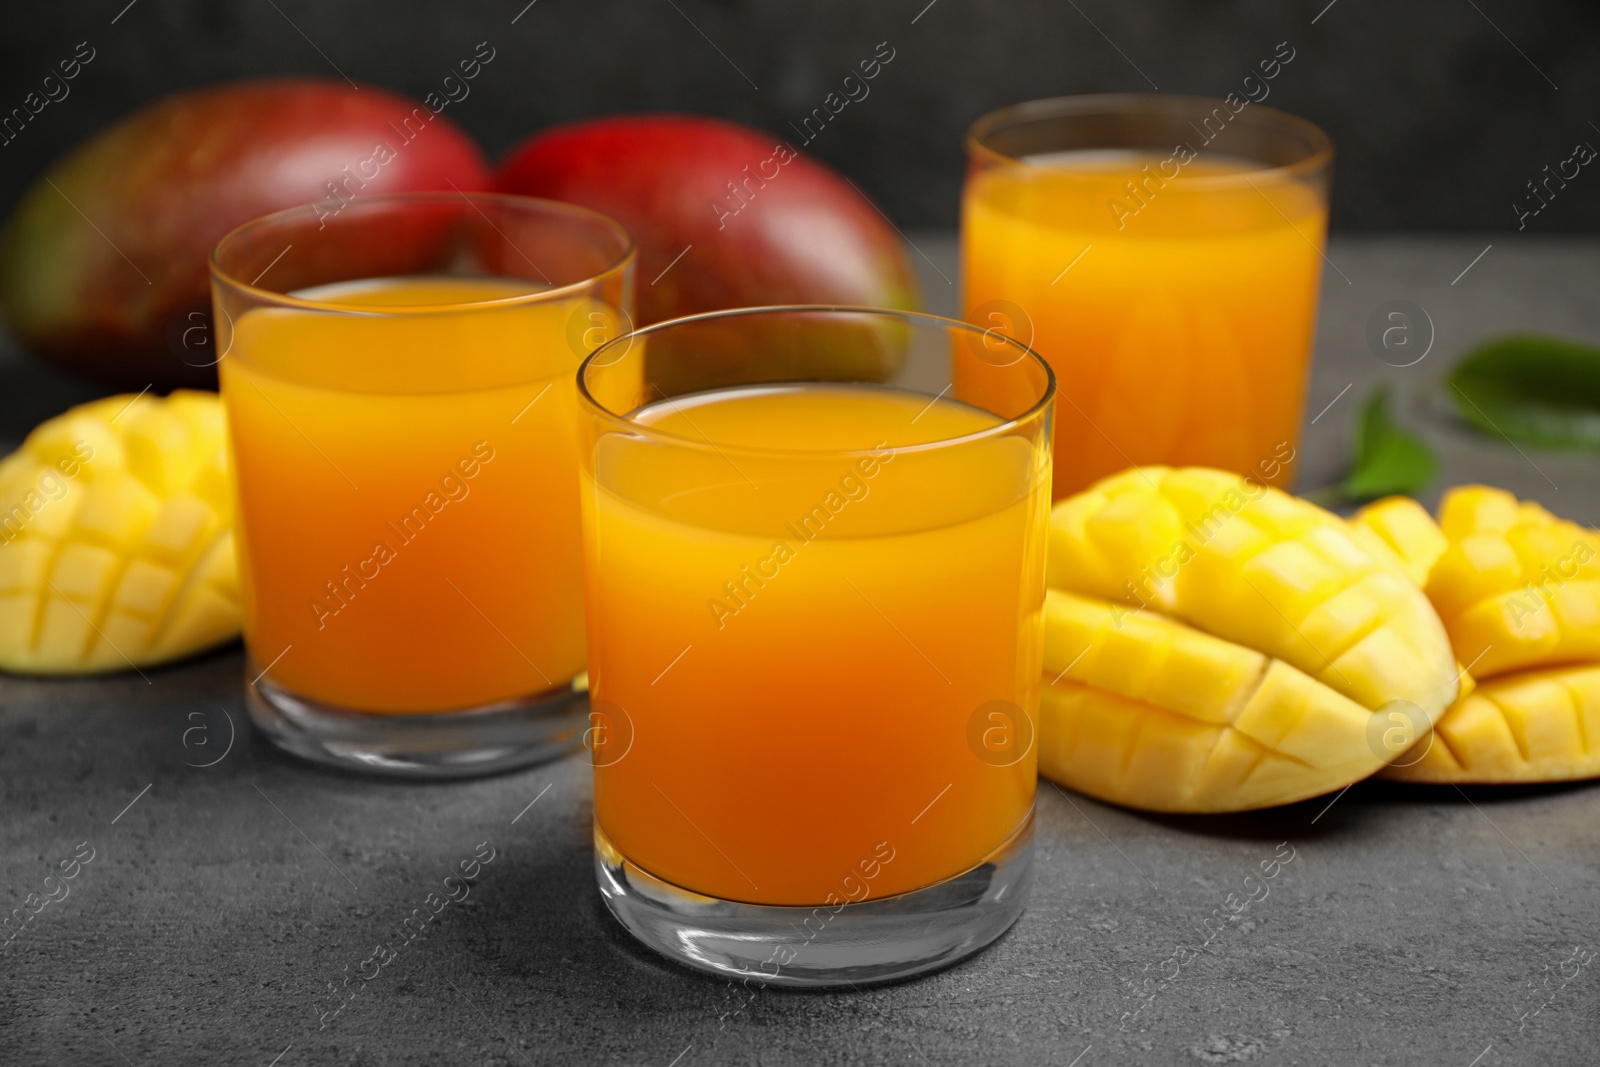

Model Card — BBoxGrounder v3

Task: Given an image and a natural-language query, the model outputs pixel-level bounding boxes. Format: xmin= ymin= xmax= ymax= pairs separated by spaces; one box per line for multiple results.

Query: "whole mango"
xmin=496 ymin=115 xmax=921 ymax=393
xmin=0 ymin=78 xmax=490 ymax=389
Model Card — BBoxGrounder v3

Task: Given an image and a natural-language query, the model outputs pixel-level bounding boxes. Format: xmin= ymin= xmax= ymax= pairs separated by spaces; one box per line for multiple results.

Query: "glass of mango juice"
xmin=577 ymin=307 xmax=1053 ymax=986
xmin=963 ymin=94 xmax=1332 ymax=498
xmin=210 ymin=193 xmax=634 ymax=777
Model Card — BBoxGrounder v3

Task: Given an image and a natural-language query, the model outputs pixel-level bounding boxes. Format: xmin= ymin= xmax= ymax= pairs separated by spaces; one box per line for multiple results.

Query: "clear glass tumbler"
xmin=211 ymin=192 xmax=634 ymax=777
xmin=964 ymin=93 xmax=1332 ymax=498
xmin=577 ymin=306 xmax=1053 ymax=985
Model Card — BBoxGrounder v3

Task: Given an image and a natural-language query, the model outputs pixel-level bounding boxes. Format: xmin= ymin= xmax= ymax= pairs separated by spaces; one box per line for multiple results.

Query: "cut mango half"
xmin=1385 ymin=665 xmax=1600 ymax=783
xmin=1354 ymin=487 xmax=1600 ymax=784
xmin=0 ymin=391 xmax=239 ymax=674
xmin=1041 ymin=467 xmax=1459 ymax=812
xmin=1426 ymin=486 xmax=1600 ymax=679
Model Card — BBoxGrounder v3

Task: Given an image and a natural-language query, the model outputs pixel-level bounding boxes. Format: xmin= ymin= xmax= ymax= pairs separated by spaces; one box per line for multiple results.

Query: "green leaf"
xmin=1339 ymin=386 xmax=1438 ymax=502
xmin=1448 ymin=333 xmax=1600 ymax=449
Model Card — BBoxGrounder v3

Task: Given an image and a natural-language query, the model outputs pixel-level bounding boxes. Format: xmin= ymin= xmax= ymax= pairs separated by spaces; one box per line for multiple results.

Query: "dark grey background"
xmin=1 ymin=0 xmax=1596 ymax=232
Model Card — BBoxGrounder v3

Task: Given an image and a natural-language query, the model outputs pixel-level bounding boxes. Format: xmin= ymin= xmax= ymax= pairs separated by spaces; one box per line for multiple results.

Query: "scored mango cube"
xmin=1041 ymin=467 xmax=1459 ymax=812
xmin=0 ymin=391 xmax=240 ymax=674
xmin=1423 ymin=486 xmax=1600 ymax=677
xmin=1347 ymin=495 xmax=1448 ymax=586
xmin=1383 ymin=666 xmax=1600 ymax=783
xmin=1355 ymin=487 xmax=1600 ymax=785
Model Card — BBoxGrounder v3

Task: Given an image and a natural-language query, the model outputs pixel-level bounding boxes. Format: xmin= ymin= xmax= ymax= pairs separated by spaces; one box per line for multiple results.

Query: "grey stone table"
xmin=3 ymin=236 xmax=1598 ymax=1067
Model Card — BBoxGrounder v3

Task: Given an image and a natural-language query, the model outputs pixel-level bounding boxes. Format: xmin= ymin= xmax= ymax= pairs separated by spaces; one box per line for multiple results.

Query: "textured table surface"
xmin=2 ymin=236 xmax=1598 ymax=1067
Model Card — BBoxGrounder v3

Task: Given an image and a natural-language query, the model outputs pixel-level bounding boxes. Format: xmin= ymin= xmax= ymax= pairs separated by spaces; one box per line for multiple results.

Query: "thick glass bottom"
xmin=244 ymin=662 xmax=587 ymax=779
xmin=594 ymin=807 xmax=1034 ymax=988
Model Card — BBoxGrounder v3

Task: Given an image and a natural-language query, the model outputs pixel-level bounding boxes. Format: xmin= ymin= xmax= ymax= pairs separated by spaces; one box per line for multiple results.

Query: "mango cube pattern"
xmin=1040 ymin=467 xmax=1459 ymax=812
xmin=1355 ymin=487 xmax=1600 ymax=784
xmin=0 ymin=391 xmax=239 ymax=674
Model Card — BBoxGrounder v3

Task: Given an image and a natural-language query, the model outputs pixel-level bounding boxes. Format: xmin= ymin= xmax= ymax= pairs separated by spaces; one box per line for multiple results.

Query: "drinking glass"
xmin=211 ymin=192 xmax=634 ymax=776
xmin=964 ymin=94 xmax=1332 ymax=498
xmin=577 ymin=306 xmax=1052 ymax=985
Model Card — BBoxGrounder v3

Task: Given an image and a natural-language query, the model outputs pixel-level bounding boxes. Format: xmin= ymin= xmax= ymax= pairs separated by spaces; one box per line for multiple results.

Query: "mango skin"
xmin=498 ymin=115 xmax=921 ymax=326
xmin=496 ymin=115 xmax=922 ymax=394
xmin=0 ymin=78 xmax=489 ymax=389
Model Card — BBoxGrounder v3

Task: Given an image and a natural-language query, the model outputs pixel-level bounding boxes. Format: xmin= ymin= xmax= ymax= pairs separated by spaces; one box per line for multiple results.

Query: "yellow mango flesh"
xmin=1040 ymin=590 xmax=1396 ymax=812
xmin=1383 ymin=666 xmax=1600 ymax=783
xmin=1355 ymin=487 xmax=1600 ymax=784
xmin=0 ymin=391 xmax=239 ymax=674
xmin=1050 ymin=469 xmax=1457 ymax=719
xmin=1425 ymin=485 xmax=1600 ymax=677
xmin=1348 ymin=495 xmax=1448 ymax=587
xmin=1043 ymin=467 xmax=1459 ymax=812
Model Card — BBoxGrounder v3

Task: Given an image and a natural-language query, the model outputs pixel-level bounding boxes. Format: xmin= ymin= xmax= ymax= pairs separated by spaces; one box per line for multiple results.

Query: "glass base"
xmin=245 ymin=663 xmax=587 ymax=779
xmin=594 ymin=808 xmax=1034 ymax=988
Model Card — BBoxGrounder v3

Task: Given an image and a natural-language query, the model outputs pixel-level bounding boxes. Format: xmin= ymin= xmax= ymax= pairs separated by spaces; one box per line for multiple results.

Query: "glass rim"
xmin=209 ymin=190 xmax=636 ymax=314
xmin=576 ymin=304 xmax=1057 ymax=460
xmin=965 ymin=93 xmax=1334 ymax=187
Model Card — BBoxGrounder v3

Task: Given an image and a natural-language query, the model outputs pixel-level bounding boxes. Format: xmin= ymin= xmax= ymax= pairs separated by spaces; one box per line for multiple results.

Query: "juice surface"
xmin=221 ymin=275 xmax=589 ymax=712
xmin=584 ymin=383 xmax=1048 ymax=906
xmin=963 ymin=150 xmax=1324 ymax=497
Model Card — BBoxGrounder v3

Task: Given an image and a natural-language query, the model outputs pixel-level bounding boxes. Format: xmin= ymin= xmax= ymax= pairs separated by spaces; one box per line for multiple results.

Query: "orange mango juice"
xmin=221 ymin=275 xmax=590 ymax=712
xmin=963 ymin=151 xmax=1325 ymax=497
xmin=584 ymin=384 xmax=1049 ymax=906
